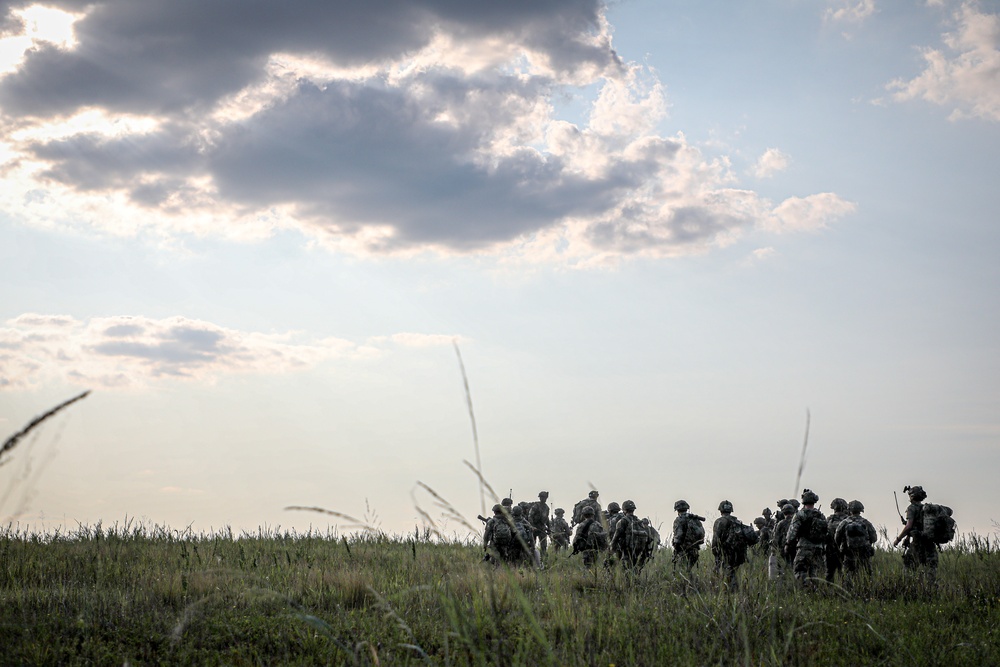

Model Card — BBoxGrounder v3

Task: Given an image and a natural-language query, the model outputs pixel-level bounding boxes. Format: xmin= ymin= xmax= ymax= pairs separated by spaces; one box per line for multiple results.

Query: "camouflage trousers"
xmin=792 ymin=543 xmax=826 ymax=586
xmin=672 ymin=544 xmax=700 ymax=571
xmin=903 ymin=538 xmax=938 ymax=578
xmin=533 ymin=529 xmax=548 ymax=555
xmin=842 ymin=547 xmax=874 ymax=576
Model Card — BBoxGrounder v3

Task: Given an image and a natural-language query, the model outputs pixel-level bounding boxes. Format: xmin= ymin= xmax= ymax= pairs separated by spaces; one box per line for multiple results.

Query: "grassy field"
xmin=0 ymin=522 xmax=997 ymax=666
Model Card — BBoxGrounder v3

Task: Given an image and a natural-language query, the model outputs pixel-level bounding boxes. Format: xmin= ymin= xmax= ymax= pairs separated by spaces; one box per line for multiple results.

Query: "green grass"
xmin=0 ymin=522 xmax=997 ymax=665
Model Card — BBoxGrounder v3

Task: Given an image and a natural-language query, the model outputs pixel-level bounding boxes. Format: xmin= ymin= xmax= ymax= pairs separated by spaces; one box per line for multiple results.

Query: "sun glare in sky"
xmin=0 ymin=5 xmax=79 ymax=73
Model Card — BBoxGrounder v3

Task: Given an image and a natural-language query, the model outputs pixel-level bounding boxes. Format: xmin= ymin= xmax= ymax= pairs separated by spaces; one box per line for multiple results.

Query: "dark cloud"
xmin=0 ymin=1 xmax=611 ymax=117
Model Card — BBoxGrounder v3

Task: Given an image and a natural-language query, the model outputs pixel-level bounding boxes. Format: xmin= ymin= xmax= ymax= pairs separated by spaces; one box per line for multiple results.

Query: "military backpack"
xmin=493 ymin=518 xmax=514 ymax=548
xmin=921 ymin=503 xmax=956 ymax=544
xmin=802 ymin=510 xmax=829 ymax=543
xmin=687 ymin=515 xmax=706 ymax=544
xmin=623 ymin=515 xmax=650 ymax=553
xmin=843 ymin=519 xmax=872 ymax=553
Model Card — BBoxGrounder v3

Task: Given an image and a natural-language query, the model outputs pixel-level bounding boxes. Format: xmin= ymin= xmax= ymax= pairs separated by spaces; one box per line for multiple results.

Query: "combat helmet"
xmin=538 ymin=491 xmax=549 ymax=499
xmin=582 ymin=506 xmax=596 ymax=518
xmin=781 ymin=503 xmax=796 ymax=515
xmin=718 ymin=500 xmax=733 ymax=513
xmin=501 ymin=497 xmax=513 ymax=507
xmin=753 ymin=517 xmax=766 ymax=527
xmin=492 ymin=504 xmax=502 ymax=514
xmin=830 ymin=497 xmax=848 ymax=512
xmin=622 ymin=499 xmax=636 ymax=512
xmin=511 ymin=505 xmax=524 ymax=517
xmin=607 ymin=502 xmax=621 ymax=513
xmin=554 ymin=507 xmax=565 ymax=515
xmin=588 ymin=490 xmax=599 ymax=499
xmin=905 ymin=485 xmax=927 ymax=502
xmin=674 ymin=499 xmax=690 ymax=512
xmin=848 ymin=500 xmax=865 ymax=513
xmin=801 ymin=489 xmax=819 ymax=505
xmin=788 ymin=498 xmax=801 ymax=509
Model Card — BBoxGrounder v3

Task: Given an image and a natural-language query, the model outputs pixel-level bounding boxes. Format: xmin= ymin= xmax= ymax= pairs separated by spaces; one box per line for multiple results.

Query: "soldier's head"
xmin=538 ymin=491 xmax=549 ymax=500
xmin=753 ymin=517 xmax=766 ymax=528
xmin=848 ymin=500 xmax=865 ymax=514
xmin=904 ymin=485 xmax=927 ymax=502
xmin=789 ymin=499 xmax=801 ymax=509
xmin=588 ymin=490 xmax=599 ymax=499
xmin=674 ymin=499 xmax=690 ymax=513
xmin=781 ymin=503 xmax=796 ymax=516
xmin=801 ymin=489 xmax=819 ymax=506
xmin=607 ymin=501 xmax=621 ymax=514
xmin=582 ymin=506 xmax=596 ymax=519
xmin=501 ymin=497 xmax=513 ymax=507
xmin=492 ymin=504 xmax=503 ymax=515
xmin=830 ymin=497 xmax=848 ymax=512
xmin=762 ymin=507 xmax=773 ymax=520
xmin=777 ymin=499 xmax=789 ymax=509
xmin=554 ymin=507 xmax=565 ymax=516
xmin=622 ymin=499 xmax=637 ymax=513
xmin=511 ymin=505 xmax=523 ymax=518
xmin=718 ymin=500 xmax=733 ymax=514
xmin=641 ymin=518 xmax=650 ymax=526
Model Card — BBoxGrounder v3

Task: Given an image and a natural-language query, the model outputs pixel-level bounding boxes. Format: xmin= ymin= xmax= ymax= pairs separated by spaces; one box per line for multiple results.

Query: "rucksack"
xmin=493 ymin=518 xmax=514 ymax=547
xmin=687 ymin=515 xmax=706 ymax=544
xmin=804 ymin=510 xmax=829 ymax=543
xmin=844 ymin=519 xmax=871 ymax=552
xmin=921 ymin=503 xmax=956 ymax=544
xmin=528 ymin=502 xmax=548 ymax=529
xmin=624 ymin=515 xmax=650 ymax=553
xmin=514 ymin=520 xmax=533 ymax=548
xmin=720 ymin=518 xmax=748 ymax=554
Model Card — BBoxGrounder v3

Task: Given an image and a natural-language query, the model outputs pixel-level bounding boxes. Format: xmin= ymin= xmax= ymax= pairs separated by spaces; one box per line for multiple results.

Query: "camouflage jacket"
xmin=835 ymin=515 xmax=877 ymax=551
xmin=572 ymin=518 xmax=607 ymax=553
xmin=550 ymin=516 xmax=570 ymax=539
xmin=672 ymin=512 xmax=704 ymax=549
xmin=786 ymin=508 xmax=828 ymax=548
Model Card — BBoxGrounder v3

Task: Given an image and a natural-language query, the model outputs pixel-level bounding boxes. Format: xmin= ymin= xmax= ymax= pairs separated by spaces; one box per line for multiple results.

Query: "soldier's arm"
xmin=893 ymin=517 xmax=915 ymax=546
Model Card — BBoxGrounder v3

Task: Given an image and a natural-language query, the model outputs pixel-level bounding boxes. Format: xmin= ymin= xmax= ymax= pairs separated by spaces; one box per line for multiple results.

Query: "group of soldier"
xmin=480 ymin=485 xmax=948 ymax=587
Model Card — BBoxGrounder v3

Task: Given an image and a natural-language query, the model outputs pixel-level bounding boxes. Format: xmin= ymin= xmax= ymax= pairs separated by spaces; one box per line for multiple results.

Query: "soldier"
xmin=528 ymin=491 xmax=552 ymax=556
xmin=753 ymin=517 xmax=771 ymax=556
xmin=825 ymin=498 xmax=850 ymax=583
xmin=482 ymin=504 xmax=505 ymax=564
xmin=835 ymin=500 xmax=877 ymax=577
xmin=770 ymin=503 xmax=797 ymax=579
xmin=893 ymin=485 xmax=938 ymax=581
xmin=509 ymin=505 xmax=539 ymax=568
xmin=610 ymin=500 xmax=651 ymax=572
xmin=641 ymin=518 xmax=660 ymax=561
xmin=572 ymin=490 xmax=602 ymax=527
xmin=785 ymin=489 xmax=828 ymax=588
xmin=572 ymin=506 xmax=607 ymax=568
xmin=712 ymin=500 xmax=757 ymax=588
xmin=762 ymin=507 xmax=775 ymax=530
xmin=605 ymin=502 xmax=623 ymax=536
xmin=550 ymin=508 xmax=571 ymax=552
xmin=671 ymin=500 xmax=705 ymax=572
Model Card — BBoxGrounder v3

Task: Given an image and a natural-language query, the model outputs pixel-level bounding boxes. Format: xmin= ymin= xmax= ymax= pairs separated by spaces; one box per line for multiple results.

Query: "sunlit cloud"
xmin=887 ymin=1 xmax=1000 ymax=121
xmin=751 ymin=148 xmax=790 ymax=179
xmin=824 ymin=0 xmax=877 ymax=25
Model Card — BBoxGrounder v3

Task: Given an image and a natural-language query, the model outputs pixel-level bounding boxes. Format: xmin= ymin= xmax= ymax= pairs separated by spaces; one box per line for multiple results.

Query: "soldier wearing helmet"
xmin=825 ymin=498 xmax=850 ymax=583
xmin=835 ymin=499 xmax=877 ymax=578
xmin=572 ymin=489 xmax=603 ymax=528
xmin=785 ymin=489 xmax=828 ymax=588
xmin=671 ymin=499 xmax=706 ymax=572
xmin=572 ymin=505 xmax=607 ymax=568
xmin=605 ymin=501 xmax=623 ymax=537
xmin=611 ymin=500 xmax=651 ymax=572
xmin=893 ymin=485 xmax=938 ymax=580
xmin=550 ymin=508 xmax=571 ymax=552
xmin=528 ymin=491 xmax=552 ymax=557
xmin=711 ymin=500 xmax=757 ymax=588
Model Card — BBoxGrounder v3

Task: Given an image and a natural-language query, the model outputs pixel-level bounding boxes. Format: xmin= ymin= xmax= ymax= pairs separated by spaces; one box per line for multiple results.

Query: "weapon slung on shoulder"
xmin=893 ymin=491 xmax=906 ymax=525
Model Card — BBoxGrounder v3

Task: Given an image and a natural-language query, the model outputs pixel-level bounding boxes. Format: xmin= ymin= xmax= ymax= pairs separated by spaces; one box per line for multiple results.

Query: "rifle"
xmin=477 ymin=515 xmax=489 ymax=524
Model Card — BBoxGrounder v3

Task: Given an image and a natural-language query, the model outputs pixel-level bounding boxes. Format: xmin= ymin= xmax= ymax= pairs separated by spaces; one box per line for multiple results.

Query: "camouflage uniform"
xmin=835 ymin=501 xmax=877 ymax=576
xmin=509 ymin=505 xmax=539 ymax=567
xmin=528 ymin=492 xmax=551 ymax=555
xmin=550 ymin=508 xmax=571 ymax=551
xmin=769 ymin=504 xmax=796 ymax=579
xmin=785 ymin=490 xmax=827 ymax=587
xmin=753 ymin=518 xmax=772 ymax=556
xmin=711 ymin=501 xmax=755 ymax=588
xmin=825 ymin=498 xmax=850 ymax=583
xmin=610 ymin=500 xmax=651 ymax=572
xmin=572 ymin=491 xmax=602 ymax=528
xmin=894 ymin=486 xmax=938 ymax=580
xmin=671 ymin=500 xmax=704 ymax=571
xmin=572 ymin=507 xmax=608 ymax=568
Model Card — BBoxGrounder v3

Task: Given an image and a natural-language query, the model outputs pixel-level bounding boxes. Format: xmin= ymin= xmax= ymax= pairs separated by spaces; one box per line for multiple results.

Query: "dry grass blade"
xmin=461 ymin=460 xmax=500 ymax=505
xmin=453 ymin=341 xmax=485 ymax=515
xmin=284 ymin=506 xmax=374 ymax=532
xmin=792 ymin=408 xmax=810 ymax=498
xmin=415 ymin=481 xmax=477 ymax=533
xmin=1 ymin=390 xmax=91 ymax=462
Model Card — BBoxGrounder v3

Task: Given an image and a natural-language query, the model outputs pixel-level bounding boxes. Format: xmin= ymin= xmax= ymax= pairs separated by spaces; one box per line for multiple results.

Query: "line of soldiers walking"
xmin=480 ymin=485 xmax=954 ymax=587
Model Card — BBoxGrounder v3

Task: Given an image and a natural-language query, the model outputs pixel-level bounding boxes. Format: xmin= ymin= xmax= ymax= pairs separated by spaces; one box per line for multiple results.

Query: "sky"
xmin=1 ymin=0 xmax=998 ymax=541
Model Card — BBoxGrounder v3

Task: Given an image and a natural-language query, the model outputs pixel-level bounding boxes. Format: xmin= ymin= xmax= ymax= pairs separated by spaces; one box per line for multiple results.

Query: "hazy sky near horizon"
xmin=1 ymin=0 xmax=998 ymax=540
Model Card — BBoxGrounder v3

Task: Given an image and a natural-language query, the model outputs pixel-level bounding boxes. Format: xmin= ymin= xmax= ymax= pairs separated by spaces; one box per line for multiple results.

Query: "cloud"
xmin=0 ymin=313 xmax=406 ymax=389
xmin=824 ymin=0 xmax=877 ymax=25
xmin=751 ymin=148 xmax=790 ymax=179
xmin=887 ymin=2 xmax=1000 ymax=121
xmin=765 ymin=193 xmax=858 ymax=233
xmin=0 ymin=1 xmax=853 ymax=262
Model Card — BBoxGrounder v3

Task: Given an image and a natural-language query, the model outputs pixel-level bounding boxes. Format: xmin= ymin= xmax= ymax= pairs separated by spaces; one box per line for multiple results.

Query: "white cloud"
xmin=824 ymin=0 xmax=877 ymax=24
xmin=0 ymin=1 xmax=853 ymax=263
xmin=888 ymin=2 xmax=1000 ymax=121
xmin=765 ymin=193 xmax=859 ymax=233
xmin=0 ymin=314 xmax=378 ymax=390
xmin=751 ymin=148 xmax=790 ymax=179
